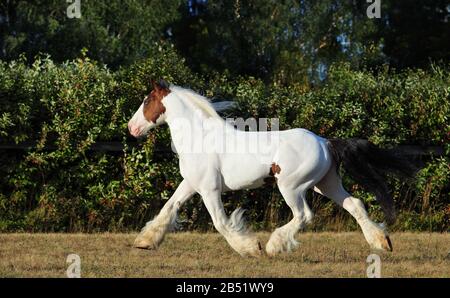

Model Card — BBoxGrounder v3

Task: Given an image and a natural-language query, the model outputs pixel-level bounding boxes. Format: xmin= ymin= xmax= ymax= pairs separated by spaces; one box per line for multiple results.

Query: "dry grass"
xmin=0 ymin=232 xmax=449 ymax=277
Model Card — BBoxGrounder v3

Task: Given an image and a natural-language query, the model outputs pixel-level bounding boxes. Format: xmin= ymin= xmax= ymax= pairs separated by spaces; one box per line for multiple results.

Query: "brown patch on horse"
xmin=143 ymin=80 xmax=170 ymax=123
xmin=271 ymin=163 xmax=281 ymax=175
xmin=264 ymin=163 xmax=281 ymax=185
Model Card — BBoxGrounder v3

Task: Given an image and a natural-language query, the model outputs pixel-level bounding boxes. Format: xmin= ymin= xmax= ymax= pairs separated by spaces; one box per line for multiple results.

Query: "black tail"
xmin=327 ymin=138 xmax=425 ymax=224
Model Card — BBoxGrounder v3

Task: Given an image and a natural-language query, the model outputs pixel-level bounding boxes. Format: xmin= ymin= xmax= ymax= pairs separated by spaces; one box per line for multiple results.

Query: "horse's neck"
xmin=164 ymin=94 xmax=217 ymax=153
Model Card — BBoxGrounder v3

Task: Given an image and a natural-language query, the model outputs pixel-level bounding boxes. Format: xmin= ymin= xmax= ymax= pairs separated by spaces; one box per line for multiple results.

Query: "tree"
xmin=380 ymin=0 xmax=450 ymax=68
xmin=0 ymin=0 xmax=183 ymax=68
xmin=171 ymin=0 xmax=387 ymax=85
xmin=1 ymin=0 xmax=449 ymax=78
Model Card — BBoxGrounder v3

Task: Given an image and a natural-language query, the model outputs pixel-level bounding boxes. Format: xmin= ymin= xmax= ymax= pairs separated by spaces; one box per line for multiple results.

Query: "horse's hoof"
xmin=373 ymin=234 xmax=393 ymax=252
xmin=134 ymin=245 xmax=151 ymax=250
xmin=384 ymin=236 xmax=393 ymax=252
xmin=240 ymin=240 xmax=264 ymax=257
xmin=229 ymin=235 xmax=264 ymax=257
xmin=252 ymin=241 xmax=264 ymax=257
xmin=257 ymin=241 xmax=263 ymax=252
xmin=133 ymin=238 xmax=156 ymax=250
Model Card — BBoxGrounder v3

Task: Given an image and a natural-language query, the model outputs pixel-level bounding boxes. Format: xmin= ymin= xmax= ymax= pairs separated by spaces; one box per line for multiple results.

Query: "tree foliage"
xmin=0 ymin=0 xmax=183 ymax=68
xmin=1 ymin=1 xmax=449 ymax=80
xmin=0 ymin=53 xmax=448 ymax=232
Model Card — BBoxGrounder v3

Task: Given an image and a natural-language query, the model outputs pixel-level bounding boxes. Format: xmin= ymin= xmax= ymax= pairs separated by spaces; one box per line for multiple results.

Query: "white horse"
xmin=128 ymin=80 xmax=419 ymax=256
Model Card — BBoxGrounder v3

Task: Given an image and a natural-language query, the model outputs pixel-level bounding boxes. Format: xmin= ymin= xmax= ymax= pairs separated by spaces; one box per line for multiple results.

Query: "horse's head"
xmin=128 ymin=79 xmax=171 ymax=138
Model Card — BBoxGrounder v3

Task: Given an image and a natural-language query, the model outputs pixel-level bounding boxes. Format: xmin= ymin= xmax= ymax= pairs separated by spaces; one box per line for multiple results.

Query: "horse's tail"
xmin=327 ymin=138 xmax=424 ymax=224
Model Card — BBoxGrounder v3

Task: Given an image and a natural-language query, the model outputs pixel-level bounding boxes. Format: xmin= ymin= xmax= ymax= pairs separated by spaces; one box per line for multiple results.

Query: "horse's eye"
xmin=144 ymin=98 xmax=149 ymax=105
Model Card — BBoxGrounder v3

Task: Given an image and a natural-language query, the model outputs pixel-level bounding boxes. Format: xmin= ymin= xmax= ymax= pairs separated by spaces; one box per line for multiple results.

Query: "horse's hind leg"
xmin=134 ymin=179 xmax=196 ymax=249
xmin=200 ymin=189 xmax=262 ymax=257
xmin=314 ymin=166 xmax=393 ymax=251
xmin=266 ymin=183 xmax=314 ymax=256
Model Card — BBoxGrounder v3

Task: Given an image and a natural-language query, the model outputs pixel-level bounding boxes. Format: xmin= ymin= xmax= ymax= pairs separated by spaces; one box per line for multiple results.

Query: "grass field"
xmin=0 ymin=232 xmax=449 ymax=277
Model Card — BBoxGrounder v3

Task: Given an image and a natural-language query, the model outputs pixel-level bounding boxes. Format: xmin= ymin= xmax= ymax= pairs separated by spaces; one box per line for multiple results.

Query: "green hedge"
xmin=0 ymin=48 xmax=449 ymax=232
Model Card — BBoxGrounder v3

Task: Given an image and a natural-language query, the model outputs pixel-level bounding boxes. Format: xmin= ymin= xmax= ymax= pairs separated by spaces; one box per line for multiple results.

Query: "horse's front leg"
xmin=200 ymin=189 xmax=262 ymax=257
xmin=134 ymin=179 xmax=196 ymax=249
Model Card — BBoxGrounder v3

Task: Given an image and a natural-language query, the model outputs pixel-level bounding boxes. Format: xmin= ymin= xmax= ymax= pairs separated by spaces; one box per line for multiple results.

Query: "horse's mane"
xmin=170 ymin=85 xmax=223 ymax=120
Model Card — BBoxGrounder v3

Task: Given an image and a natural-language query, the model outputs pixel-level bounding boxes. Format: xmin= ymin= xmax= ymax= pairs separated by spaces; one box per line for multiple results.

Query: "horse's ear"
xmin=158 ymin=79 xmax=169 ymax=90
xmin=150 ymin=79 xmax=157 ymax=90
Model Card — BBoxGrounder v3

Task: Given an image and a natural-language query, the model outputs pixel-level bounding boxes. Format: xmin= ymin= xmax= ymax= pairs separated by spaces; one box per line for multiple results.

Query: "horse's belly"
xmin=219 ymin=154 xmax=271 ymax=191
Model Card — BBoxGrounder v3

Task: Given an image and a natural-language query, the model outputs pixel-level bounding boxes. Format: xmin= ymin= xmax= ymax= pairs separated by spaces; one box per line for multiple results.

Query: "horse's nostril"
xmin=128 ymin=123 xmax=135 ymax=134
xmin=128 ymin=124 xmax=140 ymax=137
